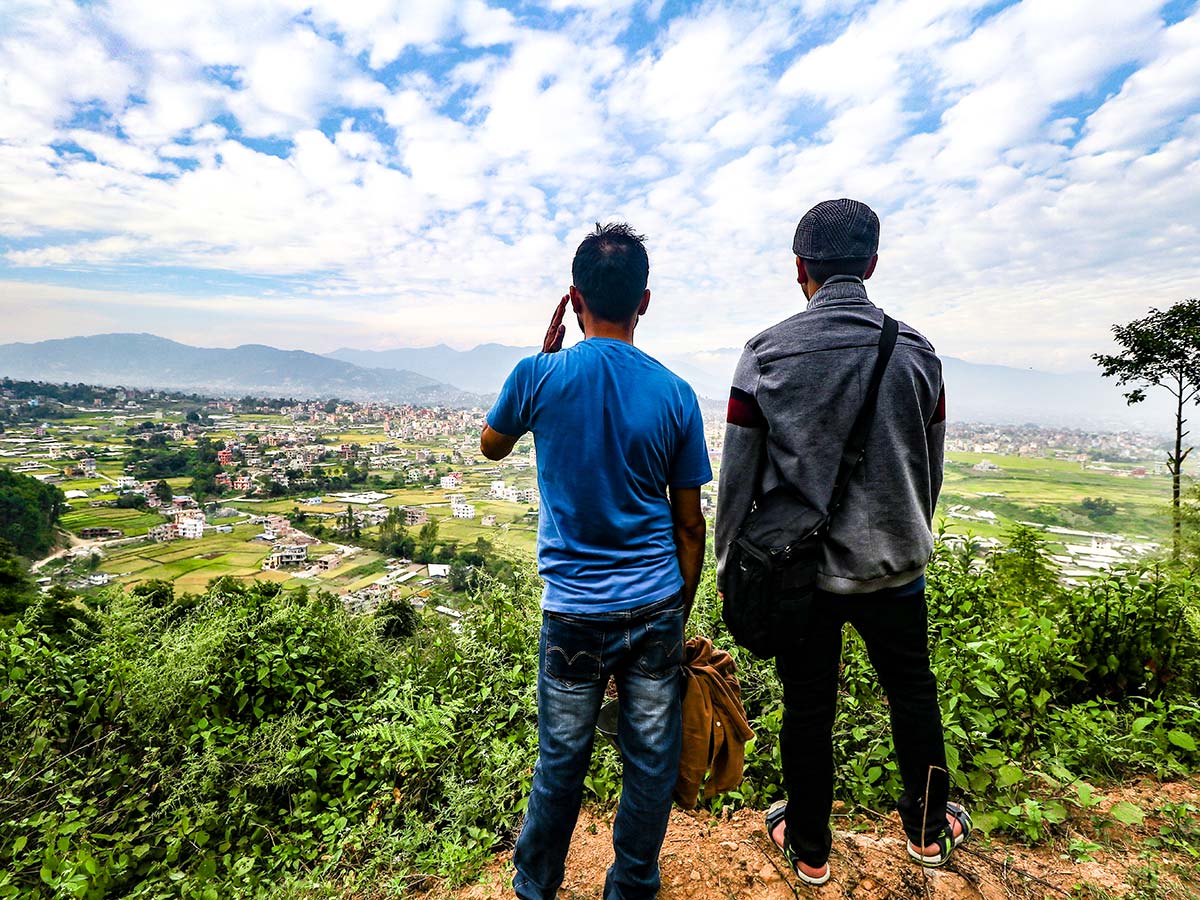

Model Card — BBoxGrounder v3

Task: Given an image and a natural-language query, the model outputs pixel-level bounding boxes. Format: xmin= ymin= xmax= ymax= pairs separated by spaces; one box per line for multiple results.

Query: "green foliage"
xmin=0 ymin=570 xmax=542 ymax=898
xmin=1063 ymin=568 xmax=1200 ymax=701
xmin=1080 ymin=496 xmax=1117 ymax=519
xmin=114 ymin=492 xmax=148 ymax=510
xmin=153 ymin=480 xmax=173 ymax=504
xmin=0 ymin=468 xmax=67 ymax=558
xmin=376 ymin=508 xmax=415 ymax=558
xmin=415 ymin=520 xmax=440 ymax=562
xmin=2 ymin=532 xmax=1199 ymax=897
xmin=0 ymin=539 xmax=35 ymax=619
xmin=1094 ymin=297 xmax=1200 ymax=557
xmin=988 ymin=523 xmax=1061 ymax=608
xmin=375 ymin=597 xmax=419 ymax=640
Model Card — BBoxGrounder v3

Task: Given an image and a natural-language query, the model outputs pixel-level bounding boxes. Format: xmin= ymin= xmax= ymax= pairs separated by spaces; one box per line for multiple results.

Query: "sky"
xmin=1 ymin=0 xmax=1198 ymax=372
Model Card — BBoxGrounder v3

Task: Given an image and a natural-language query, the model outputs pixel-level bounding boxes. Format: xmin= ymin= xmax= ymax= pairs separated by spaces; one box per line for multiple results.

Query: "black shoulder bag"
xmin=721 ymin=315 xmax=898 ymax=660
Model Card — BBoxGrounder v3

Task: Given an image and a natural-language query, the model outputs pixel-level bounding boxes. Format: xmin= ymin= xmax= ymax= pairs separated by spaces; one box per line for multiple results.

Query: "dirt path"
xmin=438 ymin=779 xmax=1198 ymax=900
xmin=31 ymin=532 xmax=89 ymax=571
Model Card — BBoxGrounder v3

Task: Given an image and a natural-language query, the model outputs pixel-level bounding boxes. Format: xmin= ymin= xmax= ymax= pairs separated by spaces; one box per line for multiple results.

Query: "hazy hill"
xmin=332 ymin=342 xmax=1175 ymax=432
xmin=328 ymin=344 xmax=746 ymax=405
xmin=1 ymin=333 xmax=1177 ymax=430
xmin=328 ymin=343 xmax=535 ymax=394
xmin=0 ymin=334 xmax=474 ymax=405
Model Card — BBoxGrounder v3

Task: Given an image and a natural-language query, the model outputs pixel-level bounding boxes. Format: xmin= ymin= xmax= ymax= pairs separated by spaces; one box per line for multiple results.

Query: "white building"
xmin=177 ymin=516 xmax=205 ymax=539
xmin=451 ymin=502 xmax=475 ymax=519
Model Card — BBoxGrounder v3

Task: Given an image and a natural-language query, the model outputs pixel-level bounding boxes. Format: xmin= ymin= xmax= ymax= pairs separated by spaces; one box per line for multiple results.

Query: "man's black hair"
xmin=801 ymin=256 xmax=872 ymax=285
xmin=571 ymin=222 xmax=649 ymax=323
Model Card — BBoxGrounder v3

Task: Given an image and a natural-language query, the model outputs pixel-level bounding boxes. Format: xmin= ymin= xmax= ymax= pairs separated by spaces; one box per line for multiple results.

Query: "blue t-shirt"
xmin=487 ymin=338 xmax=713 ymax=613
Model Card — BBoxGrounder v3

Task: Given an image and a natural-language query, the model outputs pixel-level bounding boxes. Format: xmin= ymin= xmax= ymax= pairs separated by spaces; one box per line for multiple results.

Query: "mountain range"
xmin=0 ymin=333 xmax=1176 ymax=432
xmin=0 ymin=334 xmax=472 ymax=405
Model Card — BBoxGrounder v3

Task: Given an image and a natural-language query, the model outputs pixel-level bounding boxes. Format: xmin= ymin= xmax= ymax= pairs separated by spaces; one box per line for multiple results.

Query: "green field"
xmin=936 ymin=451 xmax=1171 ymax=543
xmin=61 ymin=506 xmax=169 ymax=537
xmin=100 ymin=524 xmax=275 ymax=590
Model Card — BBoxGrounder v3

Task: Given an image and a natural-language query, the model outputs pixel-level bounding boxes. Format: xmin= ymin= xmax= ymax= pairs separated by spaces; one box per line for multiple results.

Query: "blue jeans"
xmin=513 ymin=593 xmax=684 ymax=900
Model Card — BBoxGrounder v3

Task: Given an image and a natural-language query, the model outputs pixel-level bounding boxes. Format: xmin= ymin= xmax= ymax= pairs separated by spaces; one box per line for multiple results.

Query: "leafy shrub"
xmin=2 ymin=533 xmax=1199 ymax=897
xmin=1062 ymin=568 xmax=1200 ymax=700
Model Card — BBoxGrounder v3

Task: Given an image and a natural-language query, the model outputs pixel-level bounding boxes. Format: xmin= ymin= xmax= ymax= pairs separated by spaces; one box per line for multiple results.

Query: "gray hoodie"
xmin=714 ymin=276 xmax=945 ymax=594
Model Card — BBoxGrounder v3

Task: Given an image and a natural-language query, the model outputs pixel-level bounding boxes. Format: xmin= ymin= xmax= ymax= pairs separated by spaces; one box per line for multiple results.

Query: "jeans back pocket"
xmin=543 ymin=614 xmax=604 ymax=686
xmin=633 ymin=603 xmax=684 ymax=678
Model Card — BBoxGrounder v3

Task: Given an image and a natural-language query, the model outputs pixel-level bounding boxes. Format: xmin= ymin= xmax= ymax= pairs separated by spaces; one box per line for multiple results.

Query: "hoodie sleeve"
xmin=715 ymin=346 xmax=767 ymax=588
xmin=927 ymin=381 xmax=946 ymax=514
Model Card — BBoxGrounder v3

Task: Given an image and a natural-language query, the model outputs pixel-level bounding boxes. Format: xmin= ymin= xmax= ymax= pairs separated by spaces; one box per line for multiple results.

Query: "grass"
xmin=99 ymin=524 xmax=272 ymax=587
xmin=61 ymin=507 xmax=168 ymax=537
xmin=938 ymin=451 xmax=1172 ymax=543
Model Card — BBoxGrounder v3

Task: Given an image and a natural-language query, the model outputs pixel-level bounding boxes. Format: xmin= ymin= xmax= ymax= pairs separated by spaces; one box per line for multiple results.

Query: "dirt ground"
xmin=437 ymin=779 xmax=1199 ymax=900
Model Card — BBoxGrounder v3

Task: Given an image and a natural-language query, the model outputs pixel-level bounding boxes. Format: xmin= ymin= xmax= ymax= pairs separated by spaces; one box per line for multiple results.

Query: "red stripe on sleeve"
xmin=727 ymin=387 xmax=766 ymax=428
xmin=929 ymin=386 xmax=946 ymax=425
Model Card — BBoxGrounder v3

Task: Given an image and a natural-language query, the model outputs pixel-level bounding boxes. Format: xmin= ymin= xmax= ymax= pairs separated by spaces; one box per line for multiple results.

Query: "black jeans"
xmin=775 ymin=576 xmax=948 ymax=866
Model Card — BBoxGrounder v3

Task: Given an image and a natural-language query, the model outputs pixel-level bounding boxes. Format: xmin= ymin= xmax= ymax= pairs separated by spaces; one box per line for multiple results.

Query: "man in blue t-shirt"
xmin=482 ymin=222 xmax=711 ymax=900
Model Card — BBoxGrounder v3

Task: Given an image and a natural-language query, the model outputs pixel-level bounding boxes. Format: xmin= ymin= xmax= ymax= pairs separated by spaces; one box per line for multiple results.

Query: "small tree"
xmin=153 ymin=480 xmax=173 ymax=504
xmin=990 ymin=524 xmax=1059 ymax=608
xmin=1094 ymin=299 xmax=1200 ymax=559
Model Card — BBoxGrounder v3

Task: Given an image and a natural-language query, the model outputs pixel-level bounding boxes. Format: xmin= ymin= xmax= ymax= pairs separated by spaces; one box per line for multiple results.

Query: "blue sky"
xmin=1 ymin=0 xmax=1198 ymax=371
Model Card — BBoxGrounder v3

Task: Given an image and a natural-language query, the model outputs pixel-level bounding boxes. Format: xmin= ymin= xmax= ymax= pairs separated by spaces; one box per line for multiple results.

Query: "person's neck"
xmin=583 ymin=316 xmax=637 ymax=344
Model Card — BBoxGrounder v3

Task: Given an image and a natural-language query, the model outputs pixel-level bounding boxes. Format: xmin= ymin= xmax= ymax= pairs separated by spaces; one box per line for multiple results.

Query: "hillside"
xmin=0 ymin=334 xmax=477 ymax=405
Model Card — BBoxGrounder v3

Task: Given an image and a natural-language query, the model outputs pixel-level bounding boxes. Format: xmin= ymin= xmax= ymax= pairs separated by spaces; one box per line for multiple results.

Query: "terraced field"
xmin=61 ymin=506 xmax=169 ymax=537
xmin=937 ymin=451 xmax=1172 ymax=543
xmin=99 ymin=524 xmax=273 ymax=589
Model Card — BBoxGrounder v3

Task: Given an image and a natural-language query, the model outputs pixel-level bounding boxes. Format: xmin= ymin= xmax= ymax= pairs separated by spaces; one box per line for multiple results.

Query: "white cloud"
xmin=0 ymin=0 xmax=136 ymax=144
xmin=928 ymin=0 xmax=1162 ymax=177
xmin=227 ymin=28 xmax=347 ymax=137
xmin=1 ymin=0 xmax=1199 ymax=375
xmin=778 ymin=0 xmax=984 ymax=105
xmin=301 ymin=0 xmax=515 ymax=67
xmin=609 ymin=8 xmax=787 ymax=144
xmin=1076 ymin=8 xmax=1200 ymax=154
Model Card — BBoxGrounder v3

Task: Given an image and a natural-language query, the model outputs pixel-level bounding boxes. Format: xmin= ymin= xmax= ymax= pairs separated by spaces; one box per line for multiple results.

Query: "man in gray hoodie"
xmin=714 ymin=199 xmax=969 ymax=884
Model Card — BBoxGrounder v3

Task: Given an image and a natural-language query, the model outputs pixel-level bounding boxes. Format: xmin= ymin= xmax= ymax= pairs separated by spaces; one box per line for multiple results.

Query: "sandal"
xmin=765 ymin=799 xmax=831 ymax=886
xmin=906 ymin=801 xmax=972 ymax=867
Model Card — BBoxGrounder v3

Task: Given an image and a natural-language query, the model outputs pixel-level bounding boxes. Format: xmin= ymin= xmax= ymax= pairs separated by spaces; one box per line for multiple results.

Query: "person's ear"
xmin=637 ymin=289 xmax=650 ymax=317
xmin=863 ymin=254 xmax=878 ymax=280
xmin=568 ymin=285 xmax=584 ymax=314
xmin=795 ymin=257 xmax=807 ymax=285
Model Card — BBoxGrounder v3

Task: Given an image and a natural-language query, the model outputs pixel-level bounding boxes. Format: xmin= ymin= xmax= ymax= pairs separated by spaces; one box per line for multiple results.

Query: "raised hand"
xmin=543 ymin=293 xmax=569 ymax=353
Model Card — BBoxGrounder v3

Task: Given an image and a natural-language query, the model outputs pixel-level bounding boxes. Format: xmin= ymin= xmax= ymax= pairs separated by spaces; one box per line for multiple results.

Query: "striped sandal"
xmin=907 ymin=801 xmax=972 ymax=867
xmin=765 ymin=799 xmax=832 ymax=886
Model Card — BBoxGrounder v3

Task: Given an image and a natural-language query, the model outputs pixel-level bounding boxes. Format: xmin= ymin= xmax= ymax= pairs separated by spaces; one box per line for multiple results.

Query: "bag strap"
xmin=826 ymin=314 xmax=898 ymax=516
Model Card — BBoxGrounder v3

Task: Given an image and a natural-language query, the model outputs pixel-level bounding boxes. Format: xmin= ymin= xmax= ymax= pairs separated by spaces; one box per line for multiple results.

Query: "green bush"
xmin=1 ymin=535 xmax=1199 ymax=898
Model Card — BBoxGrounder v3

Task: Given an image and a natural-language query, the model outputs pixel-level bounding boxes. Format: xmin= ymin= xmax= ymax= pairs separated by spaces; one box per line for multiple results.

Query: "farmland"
xmin=1 ymin=379 xmax=1184 ymax=600
xmin=937 ymin=451 xmax=1171 ymax=543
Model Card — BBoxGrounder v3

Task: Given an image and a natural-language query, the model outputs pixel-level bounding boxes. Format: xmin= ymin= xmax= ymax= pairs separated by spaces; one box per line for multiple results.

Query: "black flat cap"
xmin=792 ymin=198 xmax=880 ymax=260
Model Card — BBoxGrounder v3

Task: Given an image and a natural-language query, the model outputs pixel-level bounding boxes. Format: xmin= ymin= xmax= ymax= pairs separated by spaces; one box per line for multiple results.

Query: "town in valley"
xmin=0 ymin=378 xmax=1184 ymax=612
